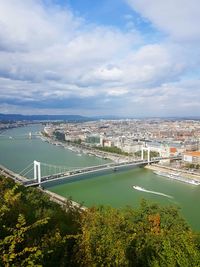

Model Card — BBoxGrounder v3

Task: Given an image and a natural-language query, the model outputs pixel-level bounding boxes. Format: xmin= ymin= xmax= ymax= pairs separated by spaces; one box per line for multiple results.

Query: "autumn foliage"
xmin=0 ymin=176 xmax=200 ymax=266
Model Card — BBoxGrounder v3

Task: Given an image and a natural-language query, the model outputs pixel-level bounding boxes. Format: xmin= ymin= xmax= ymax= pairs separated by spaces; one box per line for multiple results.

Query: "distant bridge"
xmin=0 ymin=131 xmax=41 ymax=139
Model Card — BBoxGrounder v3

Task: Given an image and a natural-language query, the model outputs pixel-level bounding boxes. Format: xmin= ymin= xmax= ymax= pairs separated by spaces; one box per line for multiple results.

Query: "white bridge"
xmin=1 ymin=145 xmax=181 ymax=187
xmin=23 ymin=157 xmax=181 ymax=188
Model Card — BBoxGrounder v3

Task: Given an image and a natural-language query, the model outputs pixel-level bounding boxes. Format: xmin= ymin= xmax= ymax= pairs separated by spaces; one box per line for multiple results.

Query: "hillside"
xmin=0 ymin=176 xmax=200 ymax=266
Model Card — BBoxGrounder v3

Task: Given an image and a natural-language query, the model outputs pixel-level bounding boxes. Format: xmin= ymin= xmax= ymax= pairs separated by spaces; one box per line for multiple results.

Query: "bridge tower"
xmin=29 ymin=132 xmax=32 ymax=139
xmin=141 ymin=146 xmax=150 ymax=164
xmin=34 ymin=160 xmax=41 ymax=186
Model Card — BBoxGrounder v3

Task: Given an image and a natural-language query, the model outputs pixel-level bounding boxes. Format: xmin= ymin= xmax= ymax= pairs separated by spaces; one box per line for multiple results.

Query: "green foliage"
xmin=125 ymin=200 xmax=200 ymax=267
xmin=0 ymin=213 xmax=46 ymax=266
xmin=0 ymin=176 xmax=200 ymax=266
xmin=72 ymin=138 xmax=82 ymax=144
xmin=76 ymin=206 xmax=134 ymax=266
xmin=95 ymin=146 xmax=129 ymax=156
xmin=185 ymin=163 xmax=200 ymax=170
xmin=0 ymin=176 xmax=80 ymax=267
xmin=76 ymin=201 xmax=200 ymax=267
xmin=54 ymin=130 xmax=65 ymax=141
xmin=134 ymin=150 xmax=160 ymax=159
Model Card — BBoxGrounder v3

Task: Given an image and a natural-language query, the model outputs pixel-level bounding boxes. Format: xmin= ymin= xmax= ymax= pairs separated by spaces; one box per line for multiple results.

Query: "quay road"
xmin=0 ymin=164 xmax=28 ymax=183
xmin=24 ymin=156 xmax=182 ymax=187
xmin=43 ymin=136 xmax=132 ymax=162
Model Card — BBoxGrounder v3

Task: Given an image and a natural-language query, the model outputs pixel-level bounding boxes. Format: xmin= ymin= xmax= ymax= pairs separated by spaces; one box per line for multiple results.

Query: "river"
xmin=0 ymin=124 xmax=200 ymax=231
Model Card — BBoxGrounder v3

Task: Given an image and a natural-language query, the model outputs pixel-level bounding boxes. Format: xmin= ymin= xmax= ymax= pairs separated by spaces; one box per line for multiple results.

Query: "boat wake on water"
xmin=133 ymin=186 xmax=173 ymax=199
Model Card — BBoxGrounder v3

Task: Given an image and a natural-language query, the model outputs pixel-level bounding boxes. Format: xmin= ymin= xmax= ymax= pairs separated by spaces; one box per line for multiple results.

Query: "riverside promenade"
xmin=40 ymin=135 xmax=130 ymax=163
xmin=146 ymin=164 xmax=200 ymax=182
xmin=40 ymin=188 xmax=86 ymax=210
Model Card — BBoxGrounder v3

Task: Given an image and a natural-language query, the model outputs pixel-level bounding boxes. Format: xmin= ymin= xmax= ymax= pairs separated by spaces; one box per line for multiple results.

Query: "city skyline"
xmin=0 ymin=0 xmax=200 ymax=116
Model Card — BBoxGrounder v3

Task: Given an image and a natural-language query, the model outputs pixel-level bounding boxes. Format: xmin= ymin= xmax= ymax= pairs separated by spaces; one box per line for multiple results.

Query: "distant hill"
xmin=1 ymin=113 xmax=199 ymax=122
xmin=0 ymin=113 xmax=89 ymax=122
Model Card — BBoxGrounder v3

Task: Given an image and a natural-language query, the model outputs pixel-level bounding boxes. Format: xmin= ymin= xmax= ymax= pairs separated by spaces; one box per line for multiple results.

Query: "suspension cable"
xmin=19 ymin=162 xmax=33 ymax=175
xmin=22 ymin=167 xmax=34 ymax=177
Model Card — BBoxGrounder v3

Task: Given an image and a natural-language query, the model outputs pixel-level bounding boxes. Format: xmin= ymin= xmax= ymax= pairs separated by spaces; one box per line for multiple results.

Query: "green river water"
xmin=0 ymin=124 xmax=200 ymax=231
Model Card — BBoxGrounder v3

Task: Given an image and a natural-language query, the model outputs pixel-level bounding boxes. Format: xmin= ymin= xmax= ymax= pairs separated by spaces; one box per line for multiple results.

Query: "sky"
xmin=0 ymin=0 xmax=200 ymax=117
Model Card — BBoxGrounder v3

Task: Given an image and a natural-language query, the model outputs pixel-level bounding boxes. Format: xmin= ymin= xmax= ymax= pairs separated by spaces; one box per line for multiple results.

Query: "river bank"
xmin=41 ymin=188 xmax=86 ymax=210
xmin=40 ymin=133 xmax=130 ymax=163
xmin=146 ymin=164 xmax=200 ymax=184
xmin=1 ymin=124 xmax=200 ymax=231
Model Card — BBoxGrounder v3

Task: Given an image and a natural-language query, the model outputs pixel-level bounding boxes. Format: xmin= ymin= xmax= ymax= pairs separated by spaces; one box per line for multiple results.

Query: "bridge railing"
xmin=24 ymin=156 xmax=182 ymax=186
xmin=40 ymin=157 xmax=175 ymax=180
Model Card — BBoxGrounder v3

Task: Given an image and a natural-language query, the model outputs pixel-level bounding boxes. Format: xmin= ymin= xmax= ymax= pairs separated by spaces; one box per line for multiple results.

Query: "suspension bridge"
xmin=1 ymin=152 xmax=182 ymax=187
xmin=0 ymin=164 xmax=29 ymax=183
xmin=0 ymin=131 xmax=41 ymax=139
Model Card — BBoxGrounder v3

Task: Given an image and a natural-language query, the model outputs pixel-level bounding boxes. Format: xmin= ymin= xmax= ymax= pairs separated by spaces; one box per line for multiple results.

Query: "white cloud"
xmin=126 ymin=0 xmax=200 ymax=41
xmin=0 ymin=0 xmax=199 ymax=116
xmin=0 ymin=0 xmax=81 ymax=51
xmin=0 ymin=0 xmax=136 ymax=99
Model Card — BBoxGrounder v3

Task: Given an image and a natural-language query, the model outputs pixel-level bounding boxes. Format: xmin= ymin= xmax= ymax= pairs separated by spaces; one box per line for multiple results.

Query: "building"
xmin=184 ymin=141 xmax=199 ymax=151
xmin=103 ymin=139 xmax=113 ymax=147
xmin=169 ymin=147 xmax=178 ymax=156
xmin=183 ymin=151 xmax=200 ymax=164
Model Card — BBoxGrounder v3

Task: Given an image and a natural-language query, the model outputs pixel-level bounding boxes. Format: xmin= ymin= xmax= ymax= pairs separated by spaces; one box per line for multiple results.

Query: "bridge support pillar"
xmin=141 ymin=148 xmax=144 ymax=160
xmin=141 ymin=146 xmax=151 ymax=163
xmin=147 ymin=148 xmax=150 ymax=164
xmin=34 ymin=160 xmax=41 ymax=186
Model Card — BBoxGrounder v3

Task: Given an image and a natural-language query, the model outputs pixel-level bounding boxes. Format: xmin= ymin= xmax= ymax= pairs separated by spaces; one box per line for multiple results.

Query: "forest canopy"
xmin=0 ymin=175 xmax=200 ymax=267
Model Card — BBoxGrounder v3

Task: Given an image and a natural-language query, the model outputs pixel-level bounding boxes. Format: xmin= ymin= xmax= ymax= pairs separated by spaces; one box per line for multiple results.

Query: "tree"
xmin=95 ymin=146 xmax=129 ymax=156
xmin=76 ymin=201 xmax=200 ymax=267
xmin=125 ymin=200 xmax=200 ymax=267
xmin=1 ymin=176 xmax=200 ymax=266
xmin=0 ymin=183 xmax=48 ymax=266
xmin=134 ymin=150 xmax=160 ymax=159
xmin=0 ymin=214 xmax=48 ymax=266
xmin=0 ymin=176 xmax=81 ymax=267
xmin=76 ymin=206 xmax=134 ymax=266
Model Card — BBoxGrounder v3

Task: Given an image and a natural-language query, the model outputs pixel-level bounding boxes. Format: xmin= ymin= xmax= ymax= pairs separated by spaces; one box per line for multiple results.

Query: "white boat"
xmin=133 ymin=185 xmax=146 ymax=191
xmin=133 ymin=185 xmax=173 ymax=198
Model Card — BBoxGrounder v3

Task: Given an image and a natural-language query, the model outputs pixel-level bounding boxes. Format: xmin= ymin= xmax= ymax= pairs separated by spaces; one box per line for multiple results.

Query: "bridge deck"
xmin=0 ymin=164 xmax=28 ymax=183
xmin=0 ymin=156 xmax=181 ymax=187
xmin=25 ymin=156 xmax=181 ymax=187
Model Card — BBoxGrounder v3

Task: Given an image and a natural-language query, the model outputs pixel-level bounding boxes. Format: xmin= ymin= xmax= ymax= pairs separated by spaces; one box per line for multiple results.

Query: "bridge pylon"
xmin=141 ymin=146 xmax=150 ymax=164
xmin=34 ymin=160 xmax=41 ymax=186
